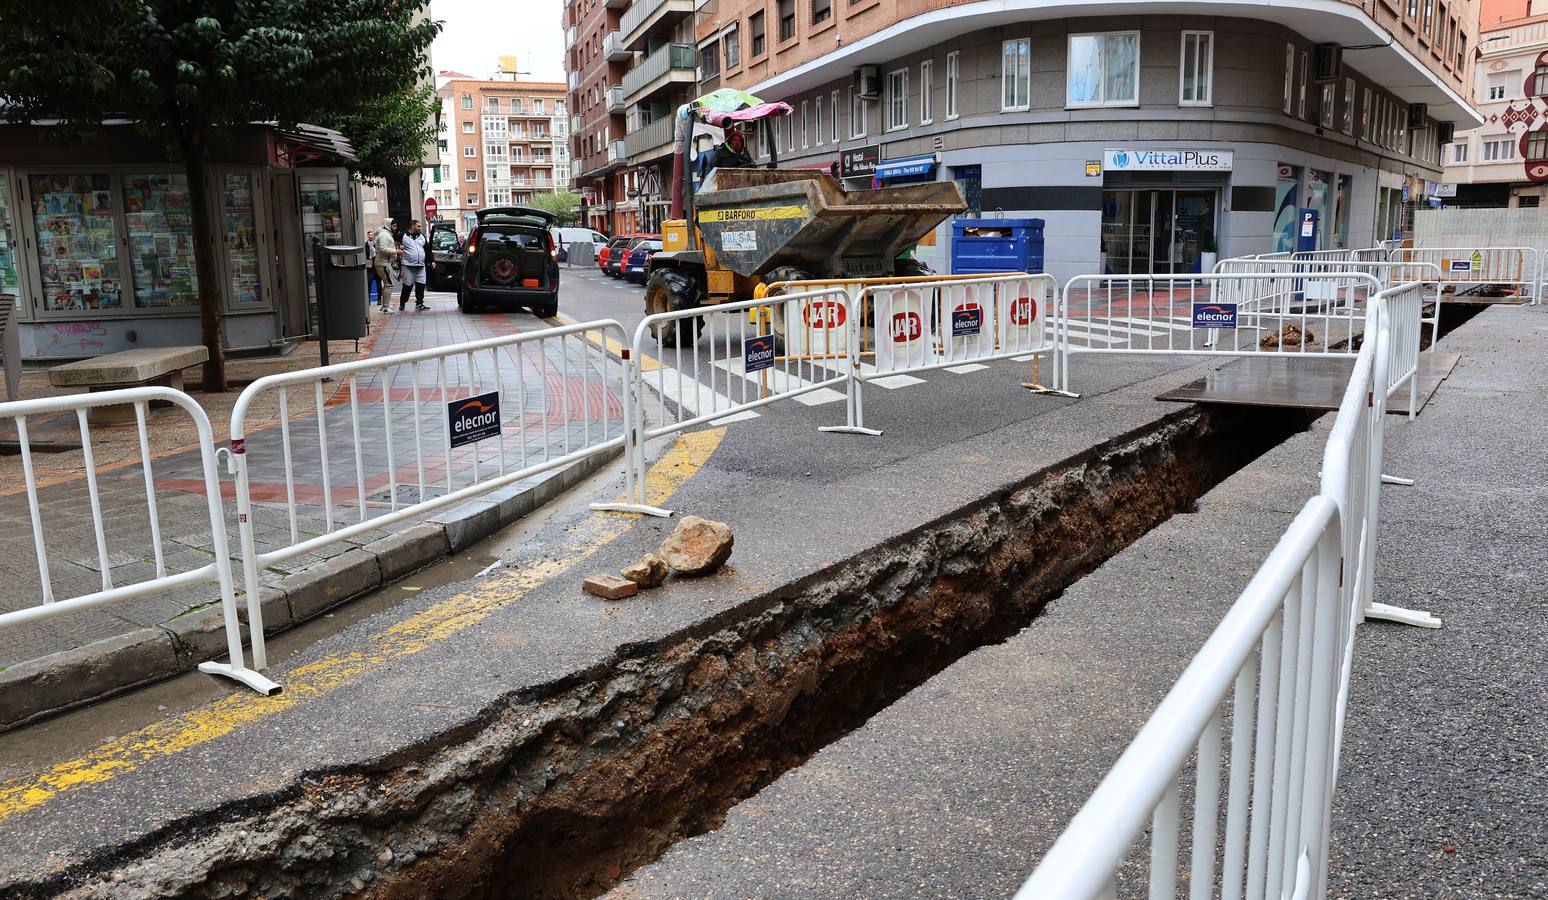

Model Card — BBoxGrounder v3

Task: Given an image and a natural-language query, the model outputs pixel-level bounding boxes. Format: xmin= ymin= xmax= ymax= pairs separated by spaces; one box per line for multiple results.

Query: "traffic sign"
xmin=425 ymin=196 xmax=438 ymax=218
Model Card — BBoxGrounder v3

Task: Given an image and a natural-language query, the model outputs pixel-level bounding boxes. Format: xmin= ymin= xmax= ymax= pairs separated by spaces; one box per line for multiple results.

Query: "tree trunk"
xmin=179 ymin=132 xmax=228 ymax=392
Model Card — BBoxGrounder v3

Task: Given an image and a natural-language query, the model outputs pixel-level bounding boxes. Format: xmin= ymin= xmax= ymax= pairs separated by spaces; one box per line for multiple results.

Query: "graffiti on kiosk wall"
xmin=46 ymin=320 xmax=109 ymax=353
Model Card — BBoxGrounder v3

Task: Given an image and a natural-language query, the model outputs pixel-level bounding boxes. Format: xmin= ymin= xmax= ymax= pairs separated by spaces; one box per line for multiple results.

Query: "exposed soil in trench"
xmin=31 ymin=404 xmax=1316 ymax=900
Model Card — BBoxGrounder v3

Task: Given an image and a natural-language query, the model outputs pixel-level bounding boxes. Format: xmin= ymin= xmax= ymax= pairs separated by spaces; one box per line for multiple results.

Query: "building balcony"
xmin=566 ymin=25 xmax=576 ymax=48
xmin=624 ymin=114 xmax=676 ymax=161
xmin=571 ymin=114 xmax=583 ymax=133
xmin=622 ymin=43 xmax=695 ymax=106
xmin=604 ymin=31 xmax=630 ymax=62
xmin=605 ymin=0 xmax=627 ymax=8
xmin=608 ymin=140 xmax=627 ymax=165
xmin=607 ymin=85 xmax=626 ymax=114
xmin=568 ymin=71 xmax=578 ymax=91
xmin=620 ymin=0 xmax=693 ymax=52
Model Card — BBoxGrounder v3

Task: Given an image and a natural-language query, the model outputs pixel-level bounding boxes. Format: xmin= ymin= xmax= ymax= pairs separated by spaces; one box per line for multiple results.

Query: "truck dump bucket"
xmin=693 ymin=169 xmax=966 ymax=277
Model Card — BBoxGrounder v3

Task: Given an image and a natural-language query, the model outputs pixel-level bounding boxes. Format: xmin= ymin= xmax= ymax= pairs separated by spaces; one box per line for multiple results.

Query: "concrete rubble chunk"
xmin=659 ymin=516 xmax=734 ymax=577
xmin=582 ymin=574 xmax=639 ymax=600
xmin=621 ymin=553 xmax=670 ymax=589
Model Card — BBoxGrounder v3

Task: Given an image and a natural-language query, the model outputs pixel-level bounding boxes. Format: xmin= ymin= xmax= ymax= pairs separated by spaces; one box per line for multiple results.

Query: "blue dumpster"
xmin=950 ymin=218 xmax=1044 ymax=276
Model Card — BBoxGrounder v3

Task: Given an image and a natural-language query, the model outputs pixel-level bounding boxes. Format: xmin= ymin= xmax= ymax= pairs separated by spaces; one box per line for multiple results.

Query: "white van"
xmin=551 ymin=227 xmax=610 ymax=264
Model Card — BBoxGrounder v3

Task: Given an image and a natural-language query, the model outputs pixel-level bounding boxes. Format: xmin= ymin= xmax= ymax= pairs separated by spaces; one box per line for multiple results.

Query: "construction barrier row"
xmin=0 ymin=268 xmax=1435 ymax=704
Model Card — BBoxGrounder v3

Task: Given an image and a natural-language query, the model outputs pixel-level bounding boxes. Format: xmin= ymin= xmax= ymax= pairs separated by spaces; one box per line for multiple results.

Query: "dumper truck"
xmin=643 ymin=92 xmax=967 ymax=346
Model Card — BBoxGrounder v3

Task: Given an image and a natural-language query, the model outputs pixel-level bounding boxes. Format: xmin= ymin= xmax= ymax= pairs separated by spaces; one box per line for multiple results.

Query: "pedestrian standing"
xmin=398 ymin=219 xmax=430 ymax=312
xmin=373 ymin=221 xmax=399 ymax=314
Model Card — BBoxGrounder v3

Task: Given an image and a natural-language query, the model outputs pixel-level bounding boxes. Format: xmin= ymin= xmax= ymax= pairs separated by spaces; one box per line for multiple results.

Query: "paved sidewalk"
xmin=0 ymin=295 xmax=625 ymax=682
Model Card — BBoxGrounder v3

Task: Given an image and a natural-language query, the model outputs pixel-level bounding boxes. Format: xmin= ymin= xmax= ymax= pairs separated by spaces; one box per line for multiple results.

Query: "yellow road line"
xmin=0 ymin=428 xmax=725 ymax=823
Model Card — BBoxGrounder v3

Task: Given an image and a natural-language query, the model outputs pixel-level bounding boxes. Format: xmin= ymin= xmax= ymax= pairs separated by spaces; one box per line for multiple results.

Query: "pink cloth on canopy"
xmin=700 ymin=102 xmax=793 ymax=126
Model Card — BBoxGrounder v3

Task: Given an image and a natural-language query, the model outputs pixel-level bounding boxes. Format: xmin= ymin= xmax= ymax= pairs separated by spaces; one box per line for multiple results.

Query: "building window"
xmin=1361 ymin=87 xmax=1372 ymax=139
xmin=813 ymin=0 xmax=831 ymax=25
xmin=467 ymin=194 xmax=478 ymax=205
xmin=1482 ymin=138 xmax=1514 ymax=161
xmin=1487 ymin=74 xmax=1508 ymax=101
xmin=486 ymin=96 xmax=499 ymax=112
xmin=1527 ymin=131 xmax=1548 ymax=159
xmin=462 ymin=121 xmax=475 ymax=133
xmin=441 ymin=164 xmax=451 ymax=180
xmin=750 ymin=11 xmax=766 ymax=56
xmin=1534 ymin=64 xmax=1548 ymax=97
xmin=920 ymin=59 xmax=934 ymax=123
xmin=1320 ymin=82 xmax=1336 ymax=128
xmin=778 ymin=0 xmax=795 ymax=41
xmin=1407 ymin=0 xmax=1418 ymax=16
xmin=788 ymin=109 xmax=796 ymax=151
xmin=1451 ymin=142 xmax=1468 ymax=163
xmin=463 ymin=146 xmax=477 ymax=157
xmin=802 ymin=100 xmax=810 ymax=147
xmin=850 ymin=88 xmax=866 ymax=138
xmin=816 ymin=95 xmax=825 ymax=144
xmin=1423 ymin=0 xmax=1433 ymax=35
xmin=461 ymin=94 xmax=473 ymax=109
xmin=832 ymin=89 xmax=842 ymax=142
xmin=1283 ymin=44 xmax=1295 ymax=114
xmin=534 ymin=99 xmax=544 ymax=115
xmin=1520 ymin=194 xmax=1541 ymax=207
xmin=1456 ymin=34 xmax=1465 ymax=71
xmin=465 ymin=169 xmax=478 ymax=181
xmin=1068 ymin=32 xmax=1139 ymax=107
xmin=724 ymin=23 xmax=740 ymax=68
xmin=946 ymin=51 xmax=960 ymax=119
xmin=701 ymin=42 xmax=720 ymax=78
xmin=1180 ymin=31 xmax=1212 ymax=106
xmin=888 ymin=68 xmax=909 ymax=130
xmin=1343 ymin=77 xmax=1356 ymax=134
xmin=1297 ymin=51 xmax=1308 ymax=119
xmin=1002 ymin=38 xmax=1031 ymax=111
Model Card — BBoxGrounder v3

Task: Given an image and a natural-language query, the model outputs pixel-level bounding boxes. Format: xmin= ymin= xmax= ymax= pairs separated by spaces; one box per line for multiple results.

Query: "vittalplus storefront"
xmin=0 ymin=123 xmax=360 ymax=360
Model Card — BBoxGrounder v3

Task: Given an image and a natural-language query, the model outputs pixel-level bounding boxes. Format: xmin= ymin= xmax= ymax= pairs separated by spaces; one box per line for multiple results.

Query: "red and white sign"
xmin=424 ymin=196 xmax=438 ymax=218
xmin=874 ymin=287 xmax=930 ymax=373
xmin=784 ymin=286 xmax=854 ymax=358
xmin=998 ymin=284 xmax=1045 ymax=352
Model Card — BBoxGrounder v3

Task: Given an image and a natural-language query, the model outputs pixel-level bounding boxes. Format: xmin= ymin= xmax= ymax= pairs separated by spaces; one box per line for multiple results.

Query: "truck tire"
xmin=645 ymin=268 xmax=702 ymax=348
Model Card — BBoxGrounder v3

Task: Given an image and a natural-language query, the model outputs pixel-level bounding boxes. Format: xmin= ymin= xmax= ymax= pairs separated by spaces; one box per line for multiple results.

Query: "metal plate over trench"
xmin=1156 ymin=352 xmax=1462 ymax=416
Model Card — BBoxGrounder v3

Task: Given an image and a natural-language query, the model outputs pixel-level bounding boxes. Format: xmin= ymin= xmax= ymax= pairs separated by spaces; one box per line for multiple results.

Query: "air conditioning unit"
xmin=854 ymin=65 xmax=880 ymax=100
xmin=1437 ymin=122 xmax=1455 ymax=143
xmin=1407 ymin=103 xmax=1429 ymax=128
xmin=1313 ymin=44 xmax=1343 ymax=83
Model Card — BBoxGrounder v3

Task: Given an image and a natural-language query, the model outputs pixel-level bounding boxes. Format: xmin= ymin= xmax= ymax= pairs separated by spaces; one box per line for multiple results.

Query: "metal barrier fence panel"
xmin=1214 ymin=259 xmax=1444 ymax=349
xmin=0 ymin=387 xmax=278 ymax=695
xmin=1014 ymin=496 xmax=1346 ymax=900
xmin=230 ymin=320 xmax=634 ymax=661
xmin=1388 ymin=246 xmax=1541 ymax=304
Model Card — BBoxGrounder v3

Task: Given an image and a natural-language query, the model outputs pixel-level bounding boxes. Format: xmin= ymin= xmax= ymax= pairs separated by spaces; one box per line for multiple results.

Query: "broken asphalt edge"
xmin=0 ymin=446 xmax=624 ymax=734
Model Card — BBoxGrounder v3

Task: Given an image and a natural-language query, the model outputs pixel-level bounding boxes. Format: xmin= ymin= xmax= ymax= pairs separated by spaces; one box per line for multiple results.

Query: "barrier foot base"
xmin=1365 ymin=602 xmax=1443 ymax=629
xmin=1380 ymin=474 xmax=1416 ymax=486
xmin=590 ymin=501 xmax=673 ymax=518
xmin=198 ymin=660 xmax=283 ymax=695
xmin=819 ymin=425 xmax=884 ymax=436
xmin=1021 ymin=383 xmax=1081 ymax=399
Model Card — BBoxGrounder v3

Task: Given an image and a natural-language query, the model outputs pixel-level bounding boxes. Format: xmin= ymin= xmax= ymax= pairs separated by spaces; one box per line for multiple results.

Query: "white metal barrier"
xmin=229 ymin=319 xmax=635 ymax=666
xmin=1057 ymin=272 xmax=1382 ymax=391
xmin=1215 ymin=257 xmax=1444 ymax=349
xmin=1388 ymin=245 xmax=1541 ymax=304
xmin=0 ymin=387 xmax=278 ymax=695
xmin=1018 ymin=292 xmax=1438 ymax=898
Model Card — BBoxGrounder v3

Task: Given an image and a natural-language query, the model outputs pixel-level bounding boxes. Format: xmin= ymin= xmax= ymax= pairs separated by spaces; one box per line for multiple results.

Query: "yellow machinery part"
xmin=662 ymin=219 xmax=689 ymax=252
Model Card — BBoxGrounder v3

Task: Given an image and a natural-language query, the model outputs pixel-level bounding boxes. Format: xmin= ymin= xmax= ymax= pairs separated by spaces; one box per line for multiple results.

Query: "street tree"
xmin=0 ymin=0 xmax=439 ymax=391
xmin=530 ymin=190 xmax=582 ymax=227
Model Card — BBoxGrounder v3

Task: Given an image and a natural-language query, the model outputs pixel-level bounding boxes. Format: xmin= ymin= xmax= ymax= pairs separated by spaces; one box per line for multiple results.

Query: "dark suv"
xmin=427 ymin=221 xmax=462 ymax=291
xmin=458 ymin=206 xmax=559 ymax=317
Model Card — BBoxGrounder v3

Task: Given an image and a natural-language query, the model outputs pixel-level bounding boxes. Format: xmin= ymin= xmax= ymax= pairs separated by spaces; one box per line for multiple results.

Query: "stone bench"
xmin=48 ymin=346 xmax=208 ymax=424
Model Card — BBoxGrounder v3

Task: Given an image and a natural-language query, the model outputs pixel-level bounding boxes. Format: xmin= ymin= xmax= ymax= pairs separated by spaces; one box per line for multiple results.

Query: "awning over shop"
xmin=873 ymin=153 xmax=938 ymax=181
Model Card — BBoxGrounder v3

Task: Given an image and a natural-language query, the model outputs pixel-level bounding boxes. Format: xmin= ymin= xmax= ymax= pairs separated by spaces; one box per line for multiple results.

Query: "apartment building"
xmin=567 ymin=0 xmax=698 ymax=236
xmin=685 ymin=0 xmax=1481 ymax=276
xmin=425 ymin=59 xmax=571 ymax=234
xmin=1442 ymin=8 xmax=1548 ymax=207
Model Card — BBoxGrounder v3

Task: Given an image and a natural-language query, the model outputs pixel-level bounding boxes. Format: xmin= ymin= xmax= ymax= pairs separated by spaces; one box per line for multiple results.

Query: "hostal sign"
xmin=1103 ymin=149 xmax=1234 ymax=172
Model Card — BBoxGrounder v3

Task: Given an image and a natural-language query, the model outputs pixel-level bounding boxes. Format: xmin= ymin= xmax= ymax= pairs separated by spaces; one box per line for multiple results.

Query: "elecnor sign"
xmin=744 ymin=334 xmax=776 ymax=373
xmin=448 ymin=391 xmax=501 ymax=448
xmin=952 ymin=305 xmax=983 ymax=337
xmin=1191 ymin=302 xmax=1238 ymax=329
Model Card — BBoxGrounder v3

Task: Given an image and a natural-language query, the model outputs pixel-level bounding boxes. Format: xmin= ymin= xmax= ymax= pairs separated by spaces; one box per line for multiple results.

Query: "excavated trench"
xmin=46 ymin=403 xmax=1320 ymax=900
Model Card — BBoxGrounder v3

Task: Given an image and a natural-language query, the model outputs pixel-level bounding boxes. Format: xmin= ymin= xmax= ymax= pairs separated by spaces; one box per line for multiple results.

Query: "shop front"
xmin=0 ymin=124 xmax=358 ymax=360
xmin=1099 ymin=148 xmax=1229 ymax=275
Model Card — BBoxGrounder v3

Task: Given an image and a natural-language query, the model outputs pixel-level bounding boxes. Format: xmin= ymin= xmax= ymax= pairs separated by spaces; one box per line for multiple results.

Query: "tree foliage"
xmin=322 ymin=83 xmax=440 ymax=184
xmin=0 ymin=0 xmax=440 ymax=389
xmin=529 ymin=190 xmax=581 ymax=227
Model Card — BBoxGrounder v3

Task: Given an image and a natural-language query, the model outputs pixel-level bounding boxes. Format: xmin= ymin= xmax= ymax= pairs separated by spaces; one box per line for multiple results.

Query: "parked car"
xmin=552 ymin=226 xmax=609 ymax=264
xmin=598 ymin=236 xmax=632 ymax=276
xmin=427 ymin=221 xmax=463 ymax=291
xmin=457 ymin=206 xmax=560 ymax=317
xmin=606 ymin=235 xmax=658 ymax=279
xmin=623 ymin=239 xmax=662 ymax=284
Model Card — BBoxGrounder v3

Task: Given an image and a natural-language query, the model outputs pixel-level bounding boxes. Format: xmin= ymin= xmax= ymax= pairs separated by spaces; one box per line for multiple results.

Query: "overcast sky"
xmin=430 ymin=0 xmax=567 ymax=82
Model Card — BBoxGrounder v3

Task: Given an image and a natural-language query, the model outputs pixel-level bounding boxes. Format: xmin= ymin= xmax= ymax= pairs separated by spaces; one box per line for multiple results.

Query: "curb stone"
xmin=0 ymin=446 xmax=621 ymax=733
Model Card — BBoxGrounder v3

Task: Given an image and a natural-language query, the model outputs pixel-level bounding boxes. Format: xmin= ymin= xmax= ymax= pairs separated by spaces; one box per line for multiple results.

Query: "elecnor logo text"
xmin=1191 ymin=302 xmax=1238 ymax=329
xmin=448 ymin=391 xmax=502 ymax=448
xmin=744 ymin=334 xmax=776 ymax=373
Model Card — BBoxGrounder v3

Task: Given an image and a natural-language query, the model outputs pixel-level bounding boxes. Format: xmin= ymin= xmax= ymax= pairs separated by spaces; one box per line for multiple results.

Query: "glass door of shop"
xmin=1101 ymin=189 xmax=1217 ymax=275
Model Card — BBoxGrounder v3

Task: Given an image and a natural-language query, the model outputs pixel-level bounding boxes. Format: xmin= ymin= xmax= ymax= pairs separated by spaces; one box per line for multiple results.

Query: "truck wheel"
xmin=645 ymin=269 xmax=702 ymax=348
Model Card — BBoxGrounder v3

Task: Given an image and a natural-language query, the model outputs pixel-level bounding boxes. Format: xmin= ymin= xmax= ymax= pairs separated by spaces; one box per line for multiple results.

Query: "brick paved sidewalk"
xmin=0 ymin=294 xmax=626 ymax=672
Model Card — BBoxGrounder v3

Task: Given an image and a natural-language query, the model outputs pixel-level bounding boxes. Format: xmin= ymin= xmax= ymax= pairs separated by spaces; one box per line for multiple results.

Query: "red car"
xmin=598 ymin=236 xmax=632 ymax=274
